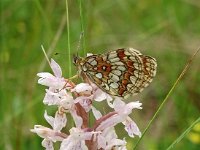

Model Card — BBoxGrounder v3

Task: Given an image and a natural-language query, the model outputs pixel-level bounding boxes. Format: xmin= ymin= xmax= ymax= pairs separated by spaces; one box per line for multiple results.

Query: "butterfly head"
xmin=73 ymin=53 xmax=81 ymax=66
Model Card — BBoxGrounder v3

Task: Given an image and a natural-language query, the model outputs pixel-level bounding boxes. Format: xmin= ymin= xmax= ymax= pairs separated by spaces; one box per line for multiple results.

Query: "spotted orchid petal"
xmin=44 ymin=111 xmax=67 ymax=131
xmin=37 ymin=72 xmax=65 ymax=89
xmin=72 ymin=83 xmax=92 ymax=93
xmin=50 ymin=59 xmax=62 ymax=78
xmin=42 ymin=139 xmax=54 ymax=150
xmin=123 ymin=117 xmax=141 ymax=138
xmin=30 ymin=125 xmax=66 ymax=142
xmin=60 ymin=127 xmax=100 ymax=150
xmin=70 ymin=110 xmax=83 ymax=128
xmin=105 ymin=138 xmax=127 ymax=150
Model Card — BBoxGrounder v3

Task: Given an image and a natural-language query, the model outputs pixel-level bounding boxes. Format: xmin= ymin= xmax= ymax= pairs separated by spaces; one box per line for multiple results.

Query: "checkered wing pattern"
xmin=75 ymin=48 xmax=157 ymax=98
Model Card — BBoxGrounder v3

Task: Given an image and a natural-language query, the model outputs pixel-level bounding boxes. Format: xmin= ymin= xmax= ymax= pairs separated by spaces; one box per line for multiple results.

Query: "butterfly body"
xmin=74 ymin=48 xmax=157 ymax=99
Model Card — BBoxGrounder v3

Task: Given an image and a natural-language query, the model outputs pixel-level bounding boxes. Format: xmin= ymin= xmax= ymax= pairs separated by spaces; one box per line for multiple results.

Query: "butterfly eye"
xmin=73 ymin=53 xmax=79 ymax=65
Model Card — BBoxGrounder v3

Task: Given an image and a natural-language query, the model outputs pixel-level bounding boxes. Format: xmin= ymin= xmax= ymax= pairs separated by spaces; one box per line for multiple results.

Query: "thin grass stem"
xmin=41 ymin=45 xmax=51 ymax=66
xmin=66 ymin=0 xmax=71 ymax=77
xmin=166 ymin=117 xmax=200 ymax=150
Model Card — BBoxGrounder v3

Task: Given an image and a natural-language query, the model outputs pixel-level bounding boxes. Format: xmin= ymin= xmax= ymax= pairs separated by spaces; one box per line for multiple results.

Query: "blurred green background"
xmin=1 ymin=0 xmax=200 ymax=149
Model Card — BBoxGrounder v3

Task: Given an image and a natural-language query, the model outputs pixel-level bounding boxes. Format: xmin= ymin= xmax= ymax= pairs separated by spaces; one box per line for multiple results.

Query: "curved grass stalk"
xmin=133 ymin=47 xmax=200 ymax=150
xmin=166 ymin=117 xmax=200 ymax=150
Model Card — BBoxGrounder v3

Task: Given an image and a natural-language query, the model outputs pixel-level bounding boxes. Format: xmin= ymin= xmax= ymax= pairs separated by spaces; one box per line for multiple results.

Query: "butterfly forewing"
xmin=76 ymin=48 xmax=157 ymax=98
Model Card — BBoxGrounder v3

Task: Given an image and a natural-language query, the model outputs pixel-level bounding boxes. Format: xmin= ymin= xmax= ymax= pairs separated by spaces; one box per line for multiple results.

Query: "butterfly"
xmin=73 ymin=48 xmax=157 ymax=99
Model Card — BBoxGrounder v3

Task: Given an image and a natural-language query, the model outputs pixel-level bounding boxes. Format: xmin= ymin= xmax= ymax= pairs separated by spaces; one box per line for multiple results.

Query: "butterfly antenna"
xmin=76 ymin=31 xmax=84 ymax=56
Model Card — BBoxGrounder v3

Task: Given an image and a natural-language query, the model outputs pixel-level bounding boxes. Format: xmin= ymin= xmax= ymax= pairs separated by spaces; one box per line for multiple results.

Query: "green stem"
xmin=166 ymin=117 xmax=200 ymax=150
xmin=66 ymin=0 xmax=71 ymax=77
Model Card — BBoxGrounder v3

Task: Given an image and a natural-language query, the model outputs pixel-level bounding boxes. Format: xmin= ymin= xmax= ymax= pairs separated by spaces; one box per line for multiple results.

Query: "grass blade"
xmin=166 ymin=117 xmax=200 ymax=150
xmin=65 ymin=0 xmax=71 ymax=77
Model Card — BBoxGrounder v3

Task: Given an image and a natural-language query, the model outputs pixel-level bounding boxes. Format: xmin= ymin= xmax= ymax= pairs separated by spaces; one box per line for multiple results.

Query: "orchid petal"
xmin=70 ymin=110 xmax=83 ymax=128
xmin=106 ymin=95 xmax=114 ymax=108
xmin=72 ymin=83 xmax=92 ymax=93
xmin=93 ymin=89 xmax=107 ymax=101
xmin=54 ymin=112 xmax=67 ymax=131
xmin=123 ymin=117 xmax=141 ymax=138
xmin=96 ymin=114 xmax=122 ymax=131
xmin=74 ymin=96 xmax=92 ymax=112
xmin=37 ymin=72 xmax=54 ymax=78
xmin=50 ymin=59 xmax=62 ymax=78
xmin=44 ymin=111 xmax=55 ymax=128
xmin=113 ymin=97 xmax=125 ymax=111
xmin=43 ymin=89 xmax=61 ymax=105
xmin=42 ymin=139 xmax=54 ymax=150
xmin=38 ymin=74 xmax=65 ymax=89
xmin=30 ymin=125 xmax=65 ymax=142
xmin=91 ymin=106 xmax=102 ymax=119
xmin=60 ymin=137 xmax=88 ymax=150
xmin=105 ymin=138 xmax=127 ymax=150
xmin=97 ymin=135 xmax=106 ymax=149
